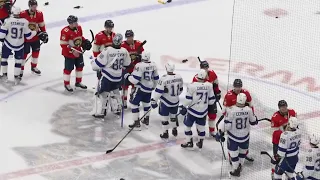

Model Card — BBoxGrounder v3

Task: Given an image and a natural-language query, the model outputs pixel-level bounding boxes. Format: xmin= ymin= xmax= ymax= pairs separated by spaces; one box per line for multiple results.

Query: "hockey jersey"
xmin=221 ymin=106 xmax=256 ymax=143
xmin=302 ymin=147 xmax=320 ymax=179
xmin=128 ymin=61 xmax=159 ymax=93
xmin=184 ymin=82 xmax=215 ymax=118
xmin=278 ymin=130 xmax=301 ymax=157
xmin=0 ymin=17 xmax=36 ymax=51
xmin=153 ymin=74 xmax=183 ymax=107
xmin=91 ymin=46 xmax=131 ymax=82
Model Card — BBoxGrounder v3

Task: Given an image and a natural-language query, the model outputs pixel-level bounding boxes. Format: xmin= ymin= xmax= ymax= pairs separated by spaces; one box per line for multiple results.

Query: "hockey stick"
xmin=258 ymin=118 xmax=271 ymax=122
xmin=89 ymin=29 xmax=94 ymax=44
xmin=106 ymin=108 xmax=152 ymax=154
xmin=260 ymin=151 xmax=291 ymax=178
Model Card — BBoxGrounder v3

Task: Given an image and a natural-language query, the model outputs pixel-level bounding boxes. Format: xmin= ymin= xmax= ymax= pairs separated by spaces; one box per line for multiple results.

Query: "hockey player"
xmin=216 ymin=93 xmax=258 ymax=177
xmin=19 ymin=0 xmax=48 ymax=76
xmin=274 ymin=117 xmax=301 ymax=180
xmin=0 ymin=7 xmax=36 ymax=84
xmin=192 ymin=60 xmax=221 ymax=137
xmin=59 ymin=15 xmax=92 ymax=92
xmin=90 ymin=33 xmax=131 ymax=118
xmin=270 ymin=100 xmax=297 ymax=178
xmin=180 ymin=69 xmax=215 ymax=149
xmin=220 ymin=78 xmax=255 ymax=162
xmin=151 ymin=62 xmax=183 ymax=139
xmin=121 ymin=30 xmax=145 ymax=109
xmin=124 ymin=51 xmax=159 ymax=130
xmin=0 ymin=0 xmax=12 ymax=24
xmin=296 ymin=134 xmax=320 ymax=180
xmin=92 ymin=20 xmax=115 ymax=80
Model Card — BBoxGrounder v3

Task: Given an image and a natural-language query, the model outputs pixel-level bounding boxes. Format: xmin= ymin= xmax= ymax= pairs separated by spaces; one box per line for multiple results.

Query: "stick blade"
xmin=106 ymin=149 xmax=113 ymax=154
xmin=260 ymin=151 xmax=268 ymax=155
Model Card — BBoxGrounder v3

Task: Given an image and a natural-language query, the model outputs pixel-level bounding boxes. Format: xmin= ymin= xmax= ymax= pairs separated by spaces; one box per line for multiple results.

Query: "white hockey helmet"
xmin=141 ymin=51 xmax=150 ymax=61
xmin=288 ymin=117 xmax=299 ymax=129
xmin=11 ymin=7 xmax=21 ymax=15
xmin=197 ymin=69 xmax=207 ymax=80
xmin=236 ymin=93 xmax=247 ymax=104
xmin=165 ymin=62 xmax=175 ymax=73
xmin=310 ymin=134 xmax=320 ymax=145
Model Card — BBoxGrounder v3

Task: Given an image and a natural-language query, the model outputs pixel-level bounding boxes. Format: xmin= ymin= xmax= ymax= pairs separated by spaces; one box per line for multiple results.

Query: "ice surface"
xmin=0 ymin=0 xmax=319 ymax=179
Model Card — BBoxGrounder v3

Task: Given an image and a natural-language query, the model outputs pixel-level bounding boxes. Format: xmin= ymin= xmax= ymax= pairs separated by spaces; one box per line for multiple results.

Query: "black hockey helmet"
xmin=104 ymin=20 xmax=114 ymax=28
xmin=278 ymin=100 xmax=288 ymax=107
xmin=28 ymin=0 xmax=37 ymax=6
xmin=125 ymin=30 xmax=134 ymax=38
xmin=233 ymin=79 xmax=242 ymax=87
xmin=200 ymin=61 xmax=209 ymax=69
xmin=67 ymin=15 xmax=78 ymax=24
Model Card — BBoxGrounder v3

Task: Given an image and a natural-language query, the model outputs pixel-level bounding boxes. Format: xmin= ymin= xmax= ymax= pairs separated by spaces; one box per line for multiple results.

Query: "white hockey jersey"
xmin=128 ymin=61 xmax=159 ymax=93
xmin=184 ymin=82 xmax=215 ymax=118
xmin=219 ymin=106 xmax=256 ymax=143
xmin=302 ymin=147 xmax=320 ymax=179
xmin=92 ymin=46 xmax=131 ymax=82
xmin=278 ymin=130 xmax=301 ymax=157
xmin=0 ymin=17 xmax=36 ymax=51
xmin=153 ymin=74 xmax=183 ymax=107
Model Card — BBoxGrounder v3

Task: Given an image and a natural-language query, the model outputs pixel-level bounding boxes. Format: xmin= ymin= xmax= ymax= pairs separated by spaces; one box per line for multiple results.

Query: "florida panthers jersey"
xmin=302 ymin=147 xmax=320 ymax=179
xmin=128 ymin=61 xmax=159 ymax=93
xmin=91 ymin=46 xmax=131 ymax=82
xmin=278 ymin=130 xmax=302 ymax=158
xmin=184 ymin=82 xmax=215 ymax=118
xmin=153 ymin=74 xmax=183 ymax=107
xmin=221 ymin=106 xmax=256 ymax=143
xmin=0 ymin=17 xmax=36 ymax=51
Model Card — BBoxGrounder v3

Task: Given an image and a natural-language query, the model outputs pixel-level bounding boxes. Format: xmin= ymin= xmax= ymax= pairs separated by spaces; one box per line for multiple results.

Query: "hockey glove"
xmin=38 ymin=32 xmax=48 ymax=43
xmin=151 ymin=98 xmax=158 ymax=109
xmin=295 ymin=172 xmax=304 ymax=180
xmin=274 ymin=154 xmax=281 ymax=165
xmin=215 ymin=90 xmax=221 ymax=101
xmin=82 ymin=39 xmax=92 ymax=50
xmin=215 ymin=130 xmax=225 ymax=142
xmin=4 ymin=0 xmax=11 ymax=14
xmin=124 ymin=73 xmax=130 ymax=80
xmin=164 ymin=87 xmax=168 ymax=93
xmin=179 ymin=105 xmax=187 ymax=116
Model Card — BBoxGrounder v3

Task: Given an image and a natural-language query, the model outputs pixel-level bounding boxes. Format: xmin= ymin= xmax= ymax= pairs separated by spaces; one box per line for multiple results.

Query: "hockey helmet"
xmin=28 ymin=0 xmax=37 ymax=7
xmin=165 ymin=63 xmax=175 ymax=73
xmin=288 ymin=117 xmax=299 ymax=129
xmin=112 ymin=33 xmax=123 ymax=46
xmin=236 ymin=93 xmax=247 ymax=105
xmin=310 ymin=134 xmax=320 ymax=145
xmin=278 ymin=100 xmax=288 ymax=108
xmin=67 ymin=15 xmax=78 ymax=24
xmin=104 ymin=20 xmax=114 ymax=28
xmin=197 ymin=69 xmax=207 ymax=80
xmin=233 ymin=79 xmax=243 ymax=88
xmin=125 ymin=30 xmax=134 ymax=38
xmin=11 ymin=7 xmax=21 ymax=15
xmin=200 ymin=61 xmax=209 ymax=69
xmin=141 ymin=51 xmax=151 ymax=61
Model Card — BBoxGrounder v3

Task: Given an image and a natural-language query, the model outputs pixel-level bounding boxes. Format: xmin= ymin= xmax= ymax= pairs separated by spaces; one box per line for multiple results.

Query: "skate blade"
xmin=31 ymin=72 xmax=41 ymax=76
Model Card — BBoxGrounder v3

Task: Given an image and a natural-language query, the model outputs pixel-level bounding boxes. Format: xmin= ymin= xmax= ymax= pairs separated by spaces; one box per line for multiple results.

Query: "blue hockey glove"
xmin=215 ymin=130 xmax=225 ymax=142
xmin=151 ymin=98 xmax=158 ymax=109
xmin=179 ymin=105 xmax=187 ymax=116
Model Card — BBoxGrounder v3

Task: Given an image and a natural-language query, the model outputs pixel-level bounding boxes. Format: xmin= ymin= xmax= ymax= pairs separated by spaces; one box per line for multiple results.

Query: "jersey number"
xmin=315 ymin=159 xmax=320 ymax=171
xmin=11 ymin=27 xmax=23 ymax=39
xmin=289 ymin=140 xmax=301 ymax=149
xmin=143 ymin=71 xmax=154 ymax=81
xmin=235 ymin=117 xmax=247 ymax=129
xmin=112 ymin=59 xmax=124 ymax=70
xmin=170 ymin=84 xmax=180 ymax=96
xmin=196 ymin=92 xmax=208 ymax=104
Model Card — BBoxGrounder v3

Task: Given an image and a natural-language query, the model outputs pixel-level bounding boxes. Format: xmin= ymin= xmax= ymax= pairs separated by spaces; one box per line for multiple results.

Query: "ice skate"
xmin=31 ymin=67 xmax=41 ymax=75
xmin=128 ymin=120 xmax=141 ymax=130
xmin=64 ymin=85 xmax=73 ymax=93
xmin=172 ymin=127 xmax=178 ymax=137
xmin=229 ymin=164 xmax=241 ymax=177
xmin=75 ymin=82 xmax=87 ymax=89
xmin=1 ymin=73 xmax=8 ymax=82
xmin=196 ymin=139 xmax=203 ymax=150
xmin=181 ymin=138 xmax=193 ymax=149
xmin=141 ymin=116 xmax=149 ymax=126
xmin=245 ymin=155 xmax=254 ymax=162
xmin=14 ymin=76 xmax=21 ymax=85
xmin=160 ymin=130 xmax=169 ymax=140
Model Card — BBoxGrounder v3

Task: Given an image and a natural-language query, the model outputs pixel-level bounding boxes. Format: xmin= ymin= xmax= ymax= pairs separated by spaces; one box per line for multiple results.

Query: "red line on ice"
xmin=0 ymin=139 xmax=184 ymax=180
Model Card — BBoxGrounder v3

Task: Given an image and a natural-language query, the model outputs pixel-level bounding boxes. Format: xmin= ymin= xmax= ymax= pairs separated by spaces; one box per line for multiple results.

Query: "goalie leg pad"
xmin=110 ymin=89 xmax=122 ymax=113
xmin=91 ymin=92 xmax=109 ymax=116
